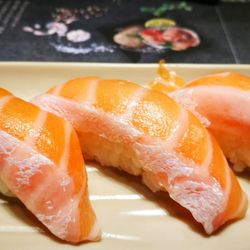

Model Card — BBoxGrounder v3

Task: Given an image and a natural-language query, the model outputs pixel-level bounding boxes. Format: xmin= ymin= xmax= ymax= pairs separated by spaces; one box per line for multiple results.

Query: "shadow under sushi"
xmin=88 ymin=161 xmax=244 ymax=237
xmin=1 ymin=161 xmax=246 ymax=244
xmin=0 ymin=194 xmax=52 ymax=238
xmin=0 ymin=193 xmax=99 ymax=245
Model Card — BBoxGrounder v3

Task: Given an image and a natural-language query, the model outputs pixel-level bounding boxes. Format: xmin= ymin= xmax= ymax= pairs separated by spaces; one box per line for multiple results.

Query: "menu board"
xmin=0 ymin=0 xmax=249 ymax=63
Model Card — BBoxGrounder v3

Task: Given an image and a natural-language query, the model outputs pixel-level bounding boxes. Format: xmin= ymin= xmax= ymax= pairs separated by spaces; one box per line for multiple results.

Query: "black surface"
xmin=0 ymin=0 xmax=249 ymax=63
xmin=218 ymin=3 xmax=250 ymax=64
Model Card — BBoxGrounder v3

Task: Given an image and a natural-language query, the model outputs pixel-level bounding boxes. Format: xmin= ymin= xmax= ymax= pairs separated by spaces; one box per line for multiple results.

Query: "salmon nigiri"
xmin=0 ymin=88 xmax=100 ymax=243
xmin=32 ymin=77 xmax=247 ymax=234
xmin=167 ymin=72 xmax=250 ymax=172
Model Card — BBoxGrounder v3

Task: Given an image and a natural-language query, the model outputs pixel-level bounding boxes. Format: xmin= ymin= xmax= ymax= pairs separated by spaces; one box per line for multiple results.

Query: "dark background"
xmin=0 ymin=0 xmax=249 ymax=63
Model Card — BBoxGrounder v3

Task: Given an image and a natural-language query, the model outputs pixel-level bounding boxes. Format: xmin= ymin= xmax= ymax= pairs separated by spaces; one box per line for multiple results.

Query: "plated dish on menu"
xmin=113 ymin=18 xmax=200 ymax=52
xmin=0 ymin=62 xmax=250 ymax=250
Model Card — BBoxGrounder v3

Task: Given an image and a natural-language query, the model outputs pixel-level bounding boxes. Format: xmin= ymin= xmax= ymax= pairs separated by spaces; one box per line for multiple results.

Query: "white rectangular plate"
xmin=0 ymin=63 xmax=250 ymax=250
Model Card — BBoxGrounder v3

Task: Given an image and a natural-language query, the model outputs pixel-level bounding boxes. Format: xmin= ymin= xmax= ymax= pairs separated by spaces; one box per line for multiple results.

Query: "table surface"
xmin=0 ymin=0 xmax=249 ymax=63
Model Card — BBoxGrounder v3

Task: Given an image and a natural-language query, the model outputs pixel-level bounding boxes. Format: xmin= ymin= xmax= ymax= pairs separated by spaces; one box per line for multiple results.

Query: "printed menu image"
xmin=0 ymin=0 xmax=249 ymax=63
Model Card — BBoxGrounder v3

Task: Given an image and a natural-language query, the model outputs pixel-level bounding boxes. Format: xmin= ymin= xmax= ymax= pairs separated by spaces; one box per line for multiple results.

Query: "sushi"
xmin=168 ymin=72 xmax=250 ymax=172
xmin=0 ymin=88 xmax=100 ymax=243
xmin=32 ymin=77 xmax=248 ymax=234
xmin=150 ymin=62 xmax=250 ymax=172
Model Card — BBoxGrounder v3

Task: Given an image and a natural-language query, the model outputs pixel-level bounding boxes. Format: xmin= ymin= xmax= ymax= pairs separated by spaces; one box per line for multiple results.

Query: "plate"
xmin=0 ymin=62 xmax=250 ymax=250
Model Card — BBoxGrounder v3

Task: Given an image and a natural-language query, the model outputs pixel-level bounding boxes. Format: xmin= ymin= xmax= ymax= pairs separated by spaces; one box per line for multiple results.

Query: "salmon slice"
xmin=0 ymin=88 xmax=100 ymax=243
xmin=32 ymin=77 xmax=248 ymax=234
xmin=168 ymin=72 xmax=250 ymax=172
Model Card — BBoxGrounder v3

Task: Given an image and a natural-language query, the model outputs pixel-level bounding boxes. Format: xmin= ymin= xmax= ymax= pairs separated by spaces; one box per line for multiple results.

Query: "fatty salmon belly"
xmin=0 ymin=88 xmax=100 ymax=243
xmin=169 ymin=72 xmax=250 ymax=172
xmin=32 ymin=77 xmax=248 ymax=234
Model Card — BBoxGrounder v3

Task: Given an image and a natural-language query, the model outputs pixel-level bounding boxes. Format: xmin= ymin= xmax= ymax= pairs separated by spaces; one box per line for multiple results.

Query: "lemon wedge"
xmin=145 ymin=18 xmax=176 ymax=28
